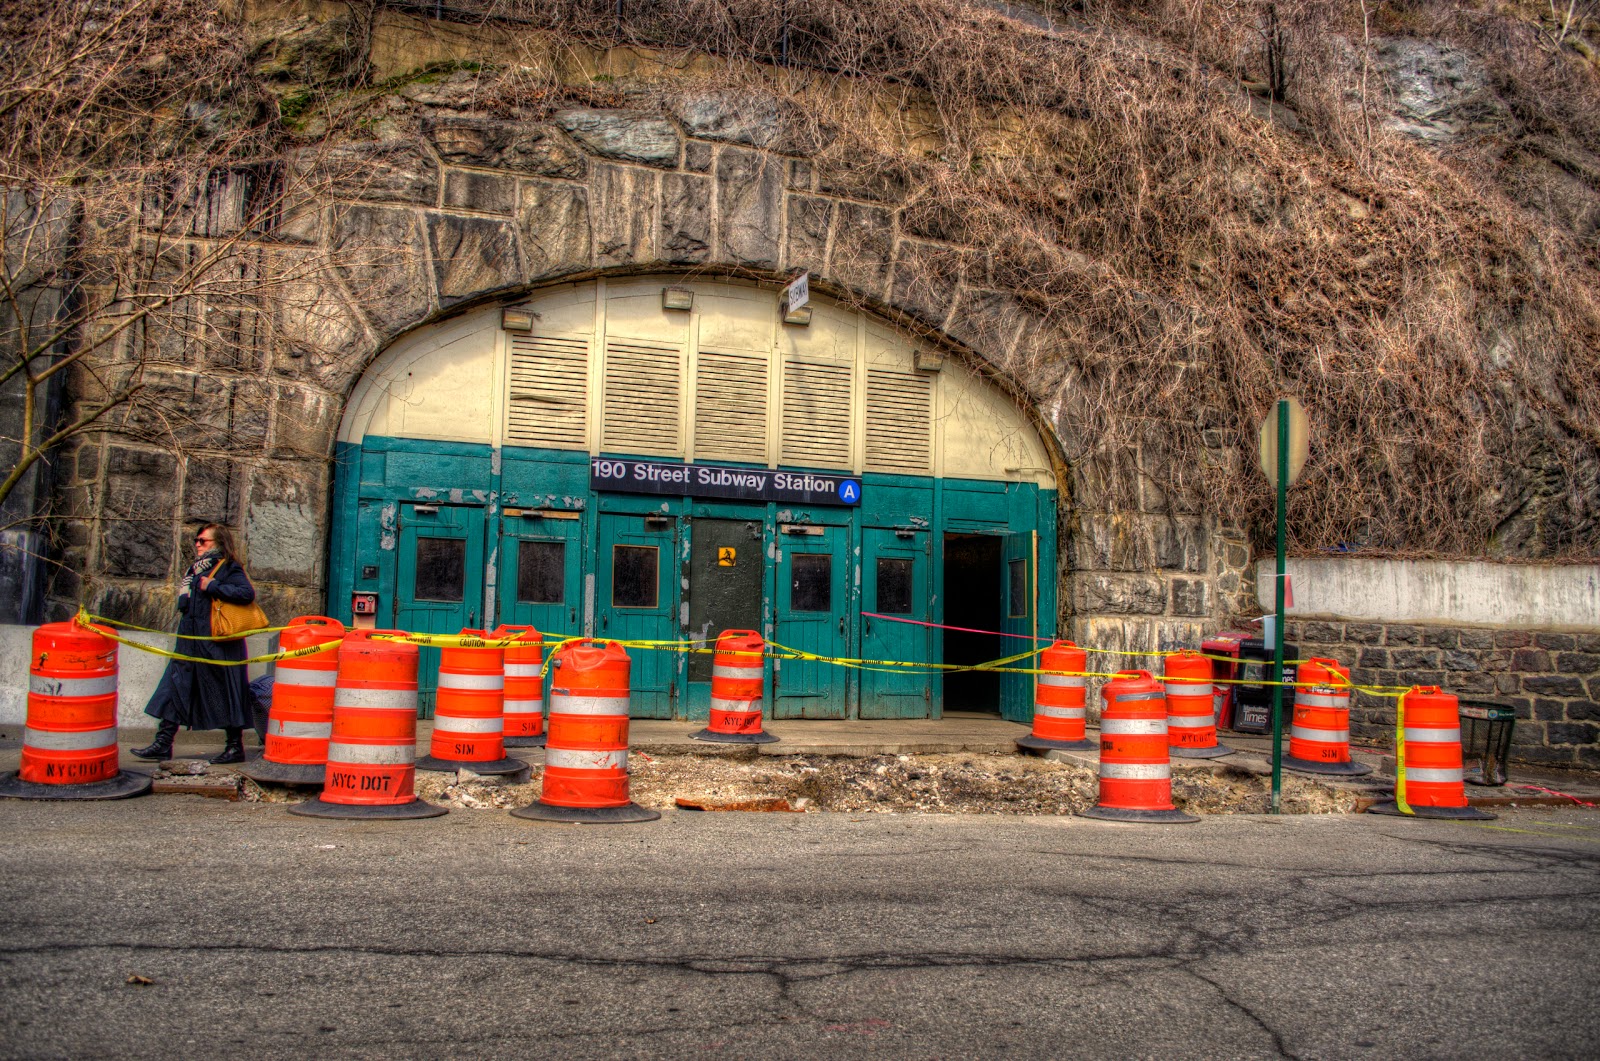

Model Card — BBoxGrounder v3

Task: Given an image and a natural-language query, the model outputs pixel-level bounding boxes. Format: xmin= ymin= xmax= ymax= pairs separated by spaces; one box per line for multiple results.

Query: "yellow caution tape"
xmin=1394 ymin=688 xmax=1414 ymax=815
xmin=81 ymin=609 xmax=296 ymax=641
xmin=84 ymin=619 xmax=340 ymax=667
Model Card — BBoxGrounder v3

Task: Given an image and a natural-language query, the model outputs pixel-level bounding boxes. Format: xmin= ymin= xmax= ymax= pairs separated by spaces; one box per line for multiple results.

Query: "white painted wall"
xmin=0 ymin=626 xmax=277 ymax=731
xmin=1256 ymin=558 xmax=1600 ymax=630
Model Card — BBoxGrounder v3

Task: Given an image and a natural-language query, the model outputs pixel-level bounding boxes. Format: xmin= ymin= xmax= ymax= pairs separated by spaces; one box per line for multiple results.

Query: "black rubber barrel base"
xmin=0 ymin=769 xmax=152 ymax=801
xmin=510 ymin=801 xmax=661 ymax=824
xmin=503 ymin=735 xmax=547 ymax=749
xmin=1079 ymin=804 xmax=1201 ymax=824
xmin=690 ymin=728 xmax=780 ymax=744
xmin=415 ymin=755 xmax=530 ymax=779
xmin=1367 ymin=800 xmax=1496 ymax=821
xmin=1284 ymin=755 xmax=1375 ymax=777
xmin=288 ymin=796 xmax=448 ymax=820
xmin=238 ymin=759 xmax=326 ymax=786
xmin=1016 ymin=735 xmax=1096 ymax=752
xmin=1171 ymin=744 xmax=1234 ymax=759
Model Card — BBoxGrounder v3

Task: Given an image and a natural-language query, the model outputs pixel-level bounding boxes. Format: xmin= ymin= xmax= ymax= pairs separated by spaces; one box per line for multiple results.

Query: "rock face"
xmin=38 ymin=10 xmax=1595 ymax=696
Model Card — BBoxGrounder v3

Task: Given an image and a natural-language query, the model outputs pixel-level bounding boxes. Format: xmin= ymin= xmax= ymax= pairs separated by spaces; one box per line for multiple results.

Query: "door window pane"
xmin=790 ymin=554 xmax=832 ymax=612
xmin=876 ymin=557 xmax=913 ymax=615
xmin=1008 ymin=558 xmax=1028 ymax=617
xmin=415 ymin=537 xmax=466 ymax=602
xmin=517 ymin=540 xmax=566 ymax=604
xmin=612 ymin=545 xmax=659 ymax=608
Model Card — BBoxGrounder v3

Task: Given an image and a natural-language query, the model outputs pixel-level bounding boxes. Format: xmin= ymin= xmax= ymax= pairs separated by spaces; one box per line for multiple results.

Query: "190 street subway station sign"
xmin=590 ymin=457 xmax=862 ymax=506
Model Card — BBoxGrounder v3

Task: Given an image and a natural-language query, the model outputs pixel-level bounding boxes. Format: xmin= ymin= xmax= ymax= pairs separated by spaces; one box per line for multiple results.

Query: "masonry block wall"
xmin=1287 ymin=620 xmax=1600 ymax=769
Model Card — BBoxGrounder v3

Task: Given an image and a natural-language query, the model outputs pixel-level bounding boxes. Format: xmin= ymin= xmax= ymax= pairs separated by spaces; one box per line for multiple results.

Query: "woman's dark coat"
xmin=142 ymin=559 xmax=257 ymax=730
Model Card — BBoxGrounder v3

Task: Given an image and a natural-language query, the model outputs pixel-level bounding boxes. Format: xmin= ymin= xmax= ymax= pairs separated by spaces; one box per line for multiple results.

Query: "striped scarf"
xmin=178 ymin=549 xmax=222 ymax=607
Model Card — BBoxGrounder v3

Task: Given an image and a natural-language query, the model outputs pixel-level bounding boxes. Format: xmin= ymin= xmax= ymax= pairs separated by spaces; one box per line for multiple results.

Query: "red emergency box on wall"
xmin=1202 ymin=630 xmax=1252 ymax=731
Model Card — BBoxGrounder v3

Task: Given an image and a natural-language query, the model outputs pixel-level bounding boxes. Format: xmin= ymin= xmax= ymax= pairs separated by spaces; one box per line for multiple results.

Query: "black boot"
xmin=210 ymin=727 xmax=246 ymax=765
xmin=132 ymin=720 xmax=179 ymax=761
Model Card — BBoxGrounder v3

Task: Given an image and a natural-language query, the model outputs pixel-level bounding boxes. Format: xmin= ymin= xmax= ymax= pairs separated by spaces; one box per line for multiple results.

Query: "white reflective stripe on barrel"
xmin=29 ymin=673 xmax=117 ymax=698
xmin=504 ymin=663 xmax=543 ymax=678
xmin=1295 ymin=691 xmax=1347 ymax=709
xmin=549 ymin=694 xmax=630 ymax=717
xmin=432 ymin=715 xmax=502 ymax=734
xmin=328 ymin=742 xmax=415 ymax=765
xmin=438 ymin=672 xmax=504 ymax=691
xmin=1100 ymin=718 xmax=1166 ymax=735
xmin=268 ymin=719 xmax=332 ymax=739
xmin=1038 ymin=674 xmax=1086 ymax=688
xmin=1167 ymin=713 xmax=1217 ymax=728
xmin=276 ymin=668 xmax=338 ymax=688
xmin=1291 ymin=725 xmax=1349 ymax=743
xmin=23 ymin=725 xmax=117 ymax=750
xmin=545 ymin=748 xmax=628 ymax=771
xmin=712 ymin=664 xmax=764 ymax=680
xmin=1112 ymin=691 xmax=1166 ymax=703
xmin=710 ymin=696 xmax=762 ymax=711
xmin=1404 ymin=766 xmax=1464 ymax=784
xmin=1404 ymin=727 xmax=1462 ymax=744
xmin=502 ymin=699 xmax=543 ymax=714
xmin=1099 ymin=762 xmax=1171 ymax=780
xmin=1164 ymin=683 xmax=1213 ymax=698
xmin=1035 ymin=704 xmax=1086 ymax=720
xmin=334 ymin=687 xmax=418 ymax=710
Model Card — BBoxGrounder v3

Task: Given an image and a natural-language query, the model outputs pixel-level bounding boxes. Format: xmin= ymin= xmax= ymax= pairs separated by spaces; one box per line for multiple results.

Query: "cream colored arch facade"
xmin=339 ymin=276 xmax=1056 ymax=488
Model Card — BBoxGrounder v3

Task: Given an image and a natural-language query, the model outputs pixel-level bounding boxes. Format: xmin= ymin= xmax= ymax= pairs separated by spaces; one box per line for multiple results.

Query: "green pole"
xmin=1270 ymin=398 xmax=1289 ymax=814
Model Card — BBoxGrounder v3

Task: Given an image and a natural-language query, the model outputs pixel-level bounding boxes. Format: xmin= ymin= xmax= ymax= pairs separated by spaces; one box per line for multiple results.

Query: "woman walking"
xmin=132 ymin=524 xmax=258 ymax=764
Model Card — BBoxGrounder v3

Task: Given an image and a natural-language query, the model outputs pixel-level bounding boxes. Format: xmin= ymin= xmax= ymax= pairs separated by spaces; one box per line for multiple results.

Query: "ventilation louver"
xmin=507 ymin=334 xmax=589 ymax=449
xmin=865 ymin=369 xmax=932 ymax=473
xmin=694 ymin=350 xmax=768 ymax=463
xmin=602 ymin=339 xmax=682 ymax=455
xmin=780 ymin=360 xmax=853 ymax=470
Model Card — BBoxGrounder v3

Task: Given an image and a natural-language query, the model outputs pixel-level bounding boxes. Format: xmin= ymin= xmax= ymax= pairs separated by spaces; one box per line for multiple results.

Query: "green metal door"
xmin=999 ymin=530 xmax=1037 ymax=723
xmin=596 ymin=512 xmax=680 ymax=718
xmin=685 ymin=517 xmax=767 ymax=719
xmin=498 ymin=511 xmax=583 ymax=640
xmin=860 ymin=527 xmax=933 ymax=719
xmin=396 ymin=503 xmax=486 ymax=717
xmin=772 ymin=523 xmax=850 ymax=719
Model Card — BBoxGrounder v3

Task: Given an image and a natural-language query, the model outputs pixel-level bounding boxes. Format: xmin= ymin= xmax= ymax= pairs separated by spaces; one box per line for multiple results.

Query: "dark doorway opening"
xmin=942 ymin=534 xmax=1003 ymax=713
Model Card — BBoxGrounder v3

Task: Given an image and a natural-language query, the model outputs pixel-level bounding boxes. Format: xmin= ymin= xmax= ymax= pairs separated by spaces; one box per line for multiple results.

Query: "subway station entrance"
xmin=329 ymin=278 xmax=1061 ymax=722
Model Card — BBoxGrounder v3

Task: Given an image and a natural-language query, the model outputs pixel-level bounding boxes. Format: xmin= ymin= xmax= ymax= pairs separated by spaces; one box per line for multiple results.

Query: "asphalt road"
xmin=0 ymin=797 xmax=1596 ymax=1059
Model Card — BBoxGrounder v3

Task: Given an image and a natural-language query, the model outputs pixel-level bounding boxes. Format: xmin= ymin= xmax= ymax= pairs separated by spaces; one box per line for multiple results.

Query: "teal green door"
xmin=498 ymin=513 xmax=583 ymax=640
xmin=773 ymin=524 xmax=850 ymax=719
xmin=396 ymin=503 xmax=485 ymax=717
xmin=999 ymin=530 xmax=1037 ymax=723
xmin=596 ymin=512 xmax=679 ymax=718
xmin=685 ymin=517 xmax=767 ymax=718
xmin=860 ymin=527 xmax=933 ymax=719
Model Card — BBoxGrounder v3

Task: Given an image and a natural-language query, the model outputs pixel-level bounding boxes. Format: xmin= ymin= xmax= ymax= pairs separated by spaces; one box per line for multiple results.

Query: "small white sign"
xmin=783 ymin=271 xmax=810 ymax=314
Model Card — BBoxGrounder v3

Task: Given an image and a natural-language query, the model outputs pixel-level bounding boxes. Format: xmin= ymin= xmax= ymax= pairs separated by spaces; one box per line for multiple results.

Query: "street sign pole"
xmin=1270 ymin=398 xmax=1289 ymax=814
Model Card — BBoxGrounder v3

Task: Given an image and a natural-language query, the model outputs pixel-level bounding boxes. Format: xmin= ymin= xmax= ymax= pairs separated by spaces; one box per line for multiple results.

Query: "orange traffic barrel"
xmin=1369 ymin=686 xmax=1494 ymax=821
xmin=0 ymin=621 xmax=151 ymax=801
xmin=1163 ymin=650 xmax=1232 ymax=759
xmin=691 ymin=630 xmax=777 ymax=744
xmin=511 ymin=640 xmax=658 ymax=824
xmin=290 ymin=630 xmax=445 ymax=820
xmin=1017 ymin=641 xmax=1094 ymax=752
xmin=417 ymin=629 xmax=525 ymax=777
xmin=495 ymin=625 xmax=546 ymax=748
xmin=1080 ymin=670 xmax=1198 ymax=824
xmin=241 ymin=616 xmax=344 ymax=786
xmin=1284 ymin=657 xmax=1373 ymax=777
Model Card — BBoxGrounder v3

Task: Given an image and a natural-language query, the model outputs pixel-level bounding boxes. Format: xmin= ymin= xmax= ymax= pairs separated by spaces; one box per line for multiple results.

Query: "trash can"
xmin=1459 ymin=699 xmax=1515 ymax=786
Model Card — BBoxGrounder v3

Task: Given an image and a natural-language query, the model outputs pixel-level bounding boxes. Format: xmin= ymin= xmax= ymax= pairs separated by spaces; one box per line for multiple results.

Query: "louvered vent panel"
xmin=506 ymin=334 xmax=590 ymax=449
xmin=694 ymin=350 xmax=768 ymax=462
xmin=865 ymin=369 xmax=932 ymax=474
xmin=602 ymin=339 xmax=682 ymax=455
xmin=781 ymin=360 xmax=853 ymax=469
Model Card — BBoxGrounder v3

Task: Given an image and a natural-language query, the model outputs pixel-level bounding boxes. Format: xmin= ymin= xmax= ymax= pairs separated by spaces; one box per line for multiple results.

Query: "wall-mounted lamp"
xmin=782 ymin=305 xmax=813 ymax=327
xmin=662 ymin=287 xmax=694 ymax=311
xmin=914 ymin=348 xmax=945 ymax=372
xmin=501 ymin=308 xmax=536 ymax=332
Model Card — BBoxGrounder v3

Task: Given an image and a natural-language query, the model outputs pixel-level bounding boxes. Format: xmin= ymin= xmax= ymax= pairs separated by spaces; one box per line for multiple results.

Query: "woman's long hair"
xmin=199 ymin=523 xmax=241 ymax=566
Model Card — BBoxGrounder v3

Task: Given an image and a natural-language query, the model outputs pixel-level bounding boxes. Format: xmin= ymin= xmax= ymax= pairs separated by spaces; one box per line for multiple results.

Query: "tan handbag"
xmin=208 ymin=565 xmax=269 ymax=640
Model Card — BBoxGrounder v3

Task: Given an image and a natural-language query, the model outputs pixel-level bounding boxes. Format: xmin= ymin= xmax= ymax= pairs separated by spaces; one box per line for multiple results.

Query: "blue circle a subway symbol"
xmin=838 ymin=480 xmax=861 ymax=505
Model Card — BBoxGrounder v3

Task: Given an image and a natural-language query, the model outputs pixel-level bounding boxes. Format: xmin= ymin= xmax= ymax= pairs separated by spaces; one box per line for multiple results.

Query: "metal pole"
xmin=1270 ymin=398 xmax=1289 ymax=813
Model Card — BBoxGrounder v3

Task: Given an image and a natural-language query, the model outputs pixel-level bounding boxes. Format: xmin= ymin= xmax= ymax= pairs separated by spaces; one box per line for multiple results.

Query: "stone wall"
xmin=45 ymin=18 xmax=1251 ymax=639
xmin=1286 ymin=619 xmax=1600 ymax=769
